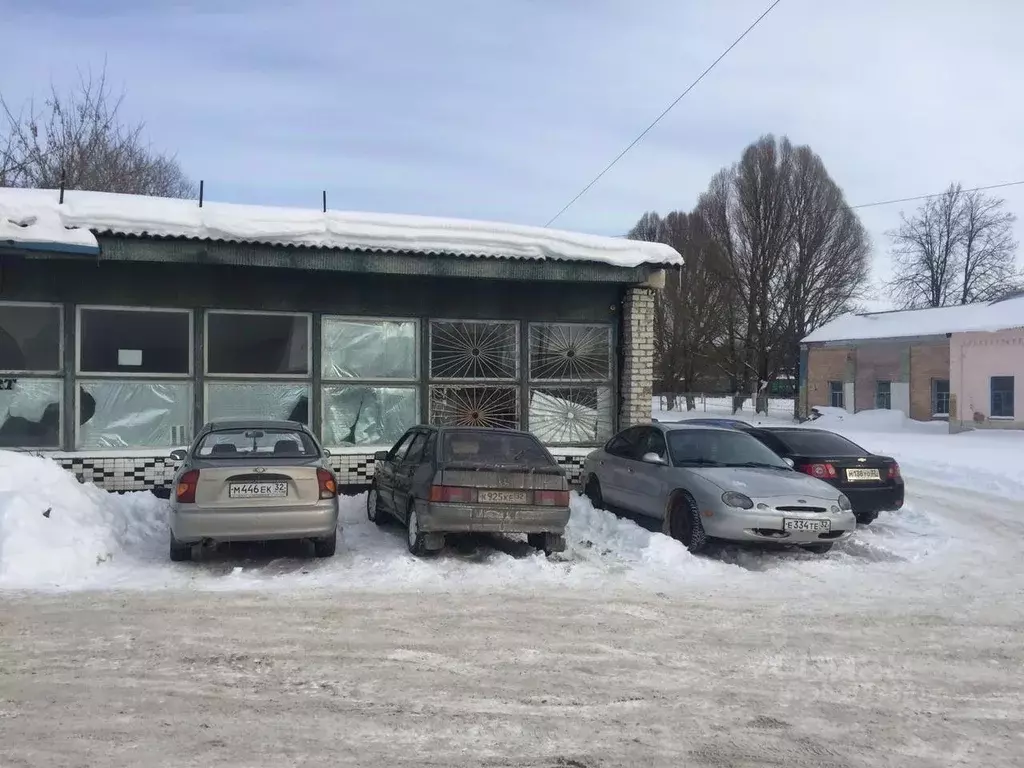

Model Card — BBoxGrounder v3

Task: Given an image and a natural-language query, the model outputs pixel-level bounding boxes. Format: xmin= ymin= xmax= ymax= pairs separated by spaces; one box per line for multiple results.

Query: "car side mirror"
xmin=373 ymin=450 xmax=389 ymax=463
xmin=641 ymin=452 xmax=667 ymax=465
xmin=323 ymin=448 xmax=333 ymax=459
xmin=784 ymin=457 xmax=795 ymax=468
xmin=169 ymin=449 xmax=186 ymax=462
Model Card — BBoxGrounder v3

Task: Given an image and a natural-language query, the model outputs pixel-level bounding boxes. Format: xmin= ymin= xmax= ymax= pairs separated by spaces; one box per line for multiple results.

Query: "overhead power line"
xmin=544 ymin=0 xmax=784 ymax=228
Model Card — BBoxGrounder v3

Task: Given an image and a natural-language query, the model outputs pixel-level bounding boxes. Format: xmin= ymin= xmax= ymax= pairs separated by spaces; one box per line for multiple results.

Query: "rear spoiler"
xmin=439 ymin=462 xmax=565 ymax=476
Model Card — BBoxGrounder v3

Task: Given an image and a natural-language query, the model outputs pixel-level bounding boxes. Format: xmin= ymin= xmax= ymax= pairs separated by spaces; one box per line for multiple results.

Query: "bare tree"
xmin=886 ymin=184 xmax=1020 ymax=308
xmin=1 ymin=65 xmax=195 ymax=197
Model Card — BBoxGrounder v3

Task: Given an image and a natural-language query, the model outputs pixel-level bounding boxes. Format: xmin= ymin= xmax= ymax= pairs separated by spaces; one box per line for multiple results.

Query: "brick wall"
xmin=805 ymin=347 xmax=852 ymax=410
xmin=619 ymin=287 xmax=655 ymax=428
xmin=909 ymin=342 xmax=950 ymax=420
xmin=854 ymin=344 xmax=906 ymax=411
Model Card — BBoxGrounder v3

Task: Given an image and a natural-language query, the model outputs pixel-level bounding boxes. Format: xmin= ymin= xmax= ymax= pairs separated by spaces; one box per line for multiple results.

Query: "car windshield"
xmin=196 ymin=428 xmax=318 ymax=459
xmin=441 ymin=431 xmax=553 ymax=467
xmin=772 ymin=430 xmax=869 ymax=457
xmin=667 ymin=429 xmax=790 ymax=469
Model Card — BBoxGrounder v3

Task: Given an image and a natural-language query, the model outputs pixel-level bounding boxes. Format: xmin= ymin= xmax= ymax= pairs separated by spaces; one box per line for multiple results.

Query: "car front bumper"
xmin=702 ymin=507 xmax=857 ymax=545
xmin=419 ymin=502 xmax=570 ymax=534
xmin=171 ymin=501 xmax=339 ymax=543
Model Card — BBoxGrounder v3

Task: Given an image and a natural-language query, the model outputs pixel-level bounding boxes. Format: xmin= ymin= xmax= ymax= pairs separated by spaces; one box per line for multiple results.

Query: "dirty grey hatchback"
xmin=367 ymin=426 xmax=571 ymax=556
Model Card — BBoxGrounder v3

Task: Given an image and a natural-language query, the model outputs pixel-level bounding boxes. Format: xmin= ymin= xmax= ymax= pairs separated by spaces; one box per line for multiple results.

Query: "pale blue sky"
xmin=2 ymin=0 xmax=1023 ymax=301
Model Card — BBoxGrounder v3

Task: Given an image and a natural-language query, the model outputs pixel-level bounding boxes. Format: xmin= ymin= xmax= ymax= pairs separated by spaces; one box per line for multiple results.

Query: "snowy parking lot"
xmin=2 ymin=408 xmax=1023 ymax=765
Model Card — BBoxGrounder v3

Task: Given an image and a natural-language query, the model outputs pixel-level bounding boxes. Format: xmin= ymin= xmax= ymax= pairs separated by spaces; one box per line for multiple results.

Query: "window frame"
xmin=931 ymin=378 xmax=950 ymax=418
xmin=320 ymin=314 xmax=420 ymax=383
xmin=320 ymin=382 xmax=420 ymax=448
xmin=75 ymin=304 xmax=193 ymax=378
xmin=0 ymin=376 xmax=65 ymax=450
xmin=527 ymin=321 xmax=613 ymax=383
xmin=990 ymin=375 xmax=1015 ymax=419
xmin=203 ymin=380 xmax=313 ymax=425
xmin=828 ymin=380 xmax=844 ymax=409
xmin=203 ymin=308 xmax=313 ymax=379
xmin=875 ymin=380 xmax=892 ymax=410
xmin=0 ymin=300 xmax=64 ymax=375
xmin=428 ymin=318 xmax=520 ymax=383
xmin=75 ymin=378 xmax=194 ymax=450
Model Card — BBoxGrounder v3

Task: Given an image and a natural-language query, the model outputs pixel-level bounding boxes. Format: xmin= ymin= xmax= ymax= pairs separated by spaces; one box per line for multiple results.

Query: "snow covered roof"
xmin=803 ymin=296 xmax=1024 ymax=343
xmin=0 ymin=187 xmax=682 ymax=268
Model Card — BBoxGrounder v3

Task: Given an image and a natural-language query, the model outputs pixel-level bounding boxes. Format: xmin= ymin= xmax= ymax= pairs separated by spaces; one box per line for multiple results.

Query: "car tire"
xmin=406 ymin=503 xmax=431 ymax=557
xmin=584 ymin=475 xmax=604 ymax=509
xmin=801 ymin=542 xmax=833 ymax=554
xmin=313 ymin=530 xmax=337 ymax=558
xmin=528 ymin=532 xmax=565 ymax=556
xmin=169 ymin=533 xmax=191 ymax=562
xmin=366 ymin=484 xmax=387 ymax=526
xmin=665 ymin=491 xmax=708 ymax=554
xmin=855 ymin=511 xmax=879 ymax=525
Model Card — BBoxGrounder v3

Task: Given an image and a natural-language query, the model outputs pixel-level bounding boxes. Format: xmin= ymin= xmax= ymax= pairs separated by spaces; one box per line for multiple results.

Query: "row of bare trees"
xmin=629 ymin=135 xmax=871 ymax=416
xmin=1 ymin=67 xmax=194 ymax=197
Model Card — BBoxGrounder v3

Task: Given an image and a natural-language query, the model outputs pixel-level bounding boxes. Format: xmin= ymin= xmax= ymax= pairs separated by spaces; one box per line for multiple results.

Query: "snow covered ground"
xmin=2 ymin=404 xmax=1023 ymax=765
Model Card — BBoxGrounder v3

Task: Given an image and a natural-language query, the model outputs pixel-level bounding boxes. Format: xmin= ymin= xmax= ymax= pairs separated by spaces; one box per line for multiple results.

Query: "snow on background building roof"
xmin=0 ymin=187 xmax=682 ymax=268
xmin=803 ymin=295 xmax=1024 ymax=343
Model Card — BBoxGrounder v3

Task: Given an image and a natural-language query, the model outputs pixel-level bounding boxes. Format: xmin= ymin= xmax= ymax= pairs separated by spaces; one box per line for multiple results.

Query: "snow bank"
xmin=0 ymin=188 xmax=682 ymax=268
xmin=809 ymin=407 xmax=946 ymax=434
xmin=0 ymin=451 xmax=166 ymax=589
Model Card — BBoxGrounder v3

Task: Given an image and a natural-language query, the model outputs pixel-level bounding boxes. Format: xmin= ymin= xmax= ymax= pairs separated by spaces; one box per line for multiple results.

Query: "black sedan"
xmin=744 ymin=427 xmax=904 ymax=525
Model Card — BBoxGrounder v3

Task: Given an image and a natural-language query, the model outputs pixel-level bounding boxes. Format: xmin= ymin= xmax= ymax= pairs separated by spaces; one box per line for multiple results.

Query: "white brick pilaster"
xmin=619 ymin=286 xmax=655 ymax=429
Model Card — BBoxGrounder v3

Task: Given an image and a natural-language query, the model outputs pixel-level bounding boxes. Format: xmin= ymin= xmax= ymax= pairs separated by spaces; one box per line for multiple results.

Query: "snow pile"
xmin=0 ymin=451 xmax=167 ymax=589
xmin=809 ymin=407 xmax=945 ymax=434
xmin=0 ymin=187 xmax=682 ymax=268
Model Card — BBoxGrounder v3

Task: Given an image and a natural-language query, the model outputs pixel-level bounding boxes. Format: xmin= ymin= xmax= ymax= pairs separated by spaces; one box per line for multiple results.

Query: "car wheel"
xmin=169 ymin=533 xmax=191 ymax=562
xmin=666 ymin=491 xmax=708 ymax=554
xmin=313 ymin=530 xmax=337 ymax=558
xmin=584 ymin=475 xmax=604 ymax=509
xmin=366 ymin=485 xmax=386 ymax=526
xmin=406 ymin=503 xmax=429 ymax=556
xmin=855 ymin=511 xmax=879 ymax=525
xmin=801 ymin=542 xmax=833 ymax=554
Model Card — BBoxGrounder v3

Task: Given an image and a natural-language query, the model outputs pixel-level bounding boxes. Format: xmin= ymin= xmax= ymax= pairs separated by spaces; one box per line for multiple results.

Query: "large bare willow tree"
xmin=1 ymin=66 xmax=195 ymax=197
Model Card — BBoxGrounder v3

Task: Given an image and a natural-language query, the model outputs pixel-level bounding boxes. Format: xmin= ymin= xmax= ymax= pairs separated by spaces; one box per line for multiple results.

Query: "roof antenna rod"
xmin=322 ymin=190 xmax=327 ymax=213
xmin=198 ymin=179 xmax=204 ymax=208
xmin=59 ymin=172 xmax=66 ymax=205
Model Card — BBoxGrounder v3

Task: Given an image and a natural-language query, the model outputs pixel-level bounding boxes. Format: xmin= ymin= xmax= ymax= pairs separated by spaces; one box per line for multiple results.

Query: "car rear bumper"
xmin=419 ymin=502 xmax=570 ymax=534
xmin=843 ymin=484 xmax=905 ymax=514
xmin=703 ymin=508 xmax=857 ymax=545
xmin=171 ymin=501 xmax=339 ymax=543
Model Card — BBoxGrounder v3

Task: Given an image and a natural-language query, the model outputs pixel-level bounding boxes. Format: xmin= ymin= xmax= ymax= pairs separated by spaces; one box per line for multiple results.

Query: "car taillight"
xmin=888 ymin=462 xmax=901 ymax=480
xmin=428 ymin=485 xmax=477 ymax=503
xmin=534 ymin=489 xmax=570 ymax=506
xmin=317 ymin=468 xmax=337 ymax=499
xmin=176 ymin=469 xmax=199 ymax=504
xmin=798 ymin=462 xmax=837 ymax=480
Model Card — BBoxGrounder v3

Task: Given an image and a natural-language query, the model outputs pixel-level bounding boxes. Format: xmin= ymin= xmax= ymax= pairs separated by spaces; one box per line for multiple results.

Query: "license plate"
xmin=477 ymin=489 xmax=530 ymax=504
xmin=845 ymin=468 xmax=880 ymax=481
xmin=783 ymin=518 xmax=831 ymax=533
xmin=229 ymin=482 xmax=288 ymax=499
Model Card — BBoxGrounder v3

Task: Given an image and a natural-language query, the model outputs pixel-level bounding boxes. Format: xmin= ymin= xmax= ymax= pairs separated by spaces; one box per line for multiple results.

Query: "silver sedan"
xmin=167 ymin=419 xmax=340 ymax=561
xmin=582 ymin=423 xmax=856 ymax=554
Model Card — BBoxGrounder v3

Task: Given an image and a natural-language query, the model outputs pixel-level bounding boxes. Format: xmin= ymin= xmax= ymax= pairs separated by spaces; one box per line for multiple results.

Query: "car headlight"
xmin=722 ymin=491 xmax=754 ymax=509
xmin=838 ymin=494 xmax=852 ymax=511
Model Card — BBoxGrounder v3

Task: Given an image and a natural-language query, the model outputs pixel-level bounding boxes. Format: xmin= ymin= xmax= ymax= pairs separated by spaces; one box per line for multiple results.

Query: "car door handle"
xmin=627 ymin=467 xmax=635 ymax=474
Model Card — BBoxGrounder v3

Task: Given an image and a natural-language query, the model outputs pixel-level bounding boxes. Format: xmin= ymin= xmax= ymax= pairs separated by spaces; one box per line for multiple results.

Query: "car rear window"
xmin=196 ymin=428 xmax=318 ymax=459
xmin=771 ymin=430 xmax=868 ymax=456
xmin=441 ymin=431 xmax=553 ymax=467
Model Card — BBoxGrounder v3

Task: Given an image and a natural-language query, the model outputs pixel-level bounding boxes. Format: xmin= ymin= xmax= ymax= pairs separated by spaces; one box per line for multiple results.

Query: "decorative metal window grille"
xmin=429 ymin=320 xmax=518 ymax=380
xmin=528 ymin=386 xmax=613 ymax=444
xmin=529 ymin=324 xmax=611 ymax=381
xmin=428 ymin=385 xmax=519 ymax=429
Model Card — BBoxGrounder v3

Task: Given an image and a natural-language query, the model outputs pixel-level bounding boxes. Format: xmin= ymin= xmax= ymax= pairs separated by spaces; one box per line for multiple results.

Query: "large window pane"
xmin=429 ymin=320 xmax=517 ymax=380
xmin=79 ymin=308 xmax=190 ymax=375
xmin=207 ymin=312 xmax=309 ymax=375
xmin=529 ymin=323 xmax=611 ymax=381
xmin=0 ymin=304 xmax=61 ymax=373
xmin=322 ymin=318 xmax=417 ymax=380
xmin=77 ymin=380 xmax=192 ymax=449
xmin=205 ymin=382 xmax=311 ymax=424
xmin=528 ymin=386 xmax=613 ymax=444
xmin=322 ymin=385 xmax=418 ymax=446
xmin=429 ymin=385 xmax=519 ymax=429
xmin=0 ymin=378 xmax=62 ymax=448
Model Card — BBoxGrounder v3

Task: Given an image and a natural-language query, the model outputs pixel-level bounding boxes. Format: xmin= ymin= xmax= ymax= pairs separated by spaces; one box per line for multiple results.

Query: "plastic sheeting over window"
xmin=528 ymin=387 xmax=613 ymax=444
xmin=205 ymin=382 xmax=311 ymax=425
xmin=0 ymin=378 xmax=62 ymax=448
xmin=77 ymin=380 xmax=191 ymax=449
xmin=429 ymin=321 xmax=518 ymax=380
xmin=321 ymin=385 xmax=418 ymax=446
xmin=321 ymin=318 xmax=417 ymax=380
